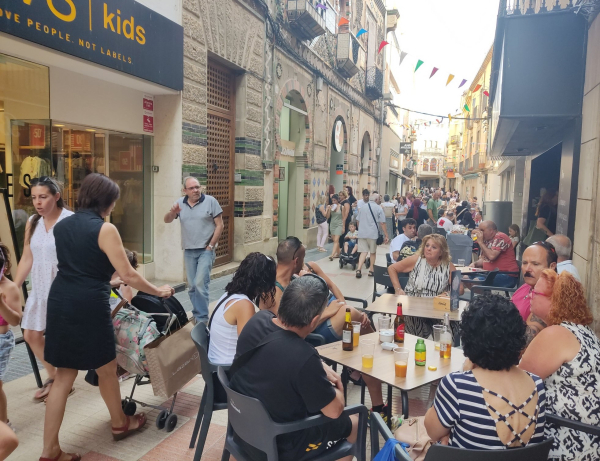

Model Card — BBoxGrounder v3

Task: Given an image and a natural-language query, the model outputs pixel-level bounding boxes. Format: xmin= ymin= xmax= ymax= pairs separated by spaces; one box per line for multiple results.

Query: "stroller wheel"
xmin=339 ymin=259 xmax=344 ymax=269
xmin=156 ymin=409 xmax=168 ymax=430
xmin=352 ymin=263 xmax=356 ymax=270
xmin=365 ymin=257 xmax=371 ymax=269
xmin=123 ymin=400 xmax=137 ymax=416
xmin=165 ymin=414 xmax=178 ymax=432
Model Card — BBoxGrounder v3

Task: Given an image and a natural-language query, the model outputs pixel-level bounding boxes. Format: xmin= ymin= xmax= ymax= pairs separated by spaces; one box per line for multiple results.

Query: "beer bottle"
xmin=394 ymin=303 xmax=405 ymax=343
xmin=439 ymin=313 xmax=452 ymax=359
xmin=342 ymin=308 xmax=353 ymax=351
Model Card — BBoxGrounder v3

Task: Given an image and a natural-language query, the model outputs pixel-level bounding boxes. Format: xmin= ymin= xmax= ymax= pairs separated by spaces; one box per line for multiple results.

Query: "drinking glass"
xmin=457 ymin=259 xmax=465 ymax=266
xmin=433 ymin=325 xmax=444 ymax=351
xmin=393 ymin=347 xmax=409 ymax=377
xmin=352 ymin=321 xmax=361 ymax=347
xmin=361 ymin=339 xmax=375 ymax=368
xmin=378 ymin=315 xmax=391 ymax=331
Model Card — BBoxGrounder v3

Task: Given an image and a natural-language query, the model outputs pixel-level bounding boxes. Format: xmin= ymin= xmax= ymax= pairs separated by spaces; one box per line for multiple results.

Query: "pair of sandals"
xmin=39 ymin=414 xmax=147 ymax=461
xmin=355 ymin=270 xmax=374 ymax=278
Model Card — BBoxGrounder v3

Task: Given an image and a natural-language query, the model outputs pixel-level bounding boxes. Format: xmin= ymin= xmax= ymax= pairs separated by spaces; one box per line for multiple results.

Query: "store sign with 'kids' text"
xmin=0 ymin=0 xmax=183 ymax=90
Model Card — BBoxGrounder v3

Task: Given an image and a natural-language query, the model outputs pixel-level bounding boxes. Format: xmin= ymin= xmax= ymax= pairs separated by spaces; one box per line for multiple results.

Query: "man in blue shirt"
xmin=164 ymin=177 xmax=223 ymax=323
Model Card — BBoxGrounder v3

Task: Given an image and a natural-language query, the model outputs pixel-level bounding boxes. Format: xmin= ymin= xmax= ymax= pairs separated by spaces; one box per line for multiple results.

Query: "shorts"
xmin=358 ymin=238 xmax=377 ymax=254
xmin=0 ymin=330 xmax=15 ymax=381
xmin=313 ymin=318 xmax=342 ymax=344
xmin=285 ymin=414 xmax=353 ymax=461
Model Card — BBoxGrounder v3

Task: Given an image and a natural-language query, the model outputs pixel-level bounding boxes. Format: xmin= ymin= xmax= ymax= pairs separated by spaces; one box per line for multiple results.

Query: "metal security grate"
xmin=207 ymin=61 xmax=235 ymax=265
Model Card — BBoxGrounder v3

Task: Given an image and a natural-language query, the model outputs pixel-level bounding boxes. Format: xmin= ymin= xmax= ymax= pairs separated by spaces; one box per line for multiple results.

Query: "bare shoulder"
xmin=0 ymin=279 xmax=20 ymax=304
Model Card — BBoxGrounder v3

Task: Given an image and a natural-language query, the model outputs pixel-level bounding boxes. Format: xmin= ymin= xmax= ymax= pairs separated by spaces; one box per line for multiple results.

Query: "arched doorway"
xmin=360 ymin=131 xmax=371 ymax=191
xmin=278 ymin=90 xmax=308 ymax=240
xmin=329 ymin=117 xmax=347 ymax=193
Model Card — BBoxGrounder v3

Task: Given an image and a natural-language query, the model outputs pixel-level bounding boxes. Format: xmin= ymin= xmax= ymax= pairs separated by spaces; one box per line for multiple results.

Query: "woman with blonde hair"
xmin=520 ymin=270 xmax=600 ymax=460
xmin=387 ymin=234 xmax=463 ymax=338
xmin=315 ymin=195 xmax=330 ymax=252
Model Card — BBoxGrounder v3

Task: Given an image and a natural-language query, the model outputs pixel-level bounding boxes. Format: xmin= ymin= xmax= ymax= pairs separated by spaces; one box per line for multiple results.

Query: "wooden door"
xmin=207 ymin=61 xmax=235 ymax=266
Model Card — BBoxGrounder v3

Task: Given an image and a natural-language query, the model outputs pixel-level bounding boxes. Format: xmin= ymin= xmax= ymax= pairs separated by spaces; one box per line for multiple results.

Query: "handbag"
xmin=522 ymin=220 xmax=547 ymax=246
xmin=368 ymin=203 xmax=385 ymax=245
xmin=393 ymin=416 xmax=434 ymax=460
xmin=144 ymin=321 xmax=200 ymax=398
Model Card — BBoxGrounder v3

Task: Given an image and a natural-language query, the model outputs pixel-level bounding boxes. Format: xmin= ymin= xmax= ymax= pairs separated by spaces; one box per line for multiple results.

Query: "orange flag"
xmin=338 ymin=17 xmax=349 ymax=26
xmin=474 ymin=84 xmax=482 ymax=92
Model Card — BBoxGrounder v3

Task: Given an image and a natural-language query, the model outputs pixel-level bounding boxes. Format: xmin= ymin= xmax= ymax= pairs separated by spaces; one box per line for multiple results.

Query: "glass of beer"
xmin=361 ymin=340 xmax=375 ymax=368
xmin=394 ymin=347 xmax=409 ymax=378
xmin=352 ymin=321 xmax=361 ymax=347
xmin=433 ymin=325 xmax=444 ymax=351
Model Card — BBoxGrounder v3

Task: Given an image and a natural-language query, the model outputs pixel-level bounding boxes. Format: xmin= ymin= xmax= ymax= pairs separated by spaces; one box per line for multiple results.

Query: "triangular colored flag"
xmin=399 ymin=51 xmax=408 ymax=66
xmin=448 ymin=114 xmax=452 ymax=122
xmin=415 ymin=60 xmax=424 ymax=72
xmin=458 ymin=79 xmax=467 ymax=88
xmin=430 ymin=67 xmax=439 ymax=79
xmin=483 ymin=90 xmax=490 ymax=97
xmin=474 ymin=84 xmax=482 ymax=92
xmin=446 ymin=74 xmax=455 ymax=86
xmin=378 ymin=41 xmax=389 ymax=54
xmin=464 ymin=104 xmax=470 ymax=112
xmin=316 ymin=3 xmax=327 ymax=9
xmin=436 ymin=118 xmax=442 ymax=124
xmin=356 ymin=28 xmax=367 ymax=38
xmin=338 ymin=17 xmax=349 ymax=26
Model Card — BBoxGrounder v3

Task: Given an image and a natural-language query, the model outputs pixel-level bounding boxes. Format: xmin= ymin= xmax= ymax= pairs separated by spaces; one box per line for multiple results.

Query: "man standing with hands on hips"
xmin=164 ymin=177 xmax=224 ymax=324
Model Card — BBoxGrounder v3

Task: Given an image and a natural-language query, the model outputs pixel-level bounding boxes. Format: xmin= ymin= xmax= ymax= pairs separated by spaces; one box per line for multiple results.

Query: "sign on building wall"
xmin=143 ymin=94 xmax=154 ymax=133
xmin=399 ymin=142 xmax=412 ymax=156
xmin=0 ymin=0 xmax=183 ymax=90
xmin=333 ymin=120 xmax=344 ymax=152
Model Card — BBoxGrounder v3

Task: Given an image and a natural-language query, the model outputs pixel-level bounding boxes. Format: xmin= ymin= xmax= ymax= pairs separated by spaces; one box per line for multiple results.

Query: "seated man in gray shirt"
xmin=164 ymin=176 xmax=223 ymax=323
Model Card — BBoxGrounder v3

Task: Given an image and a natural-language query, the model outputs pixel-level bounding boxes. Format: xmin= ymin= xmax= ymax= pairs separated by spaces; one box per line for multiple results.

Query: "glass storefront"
xmin=1 ymin=53 xmax=153 ymax=263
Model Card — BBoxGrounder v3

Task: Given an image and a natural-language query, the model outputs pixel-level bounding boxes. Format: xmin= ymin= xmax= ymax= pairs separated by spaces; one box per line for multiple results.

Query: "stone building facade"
xmin=180 ymin=0 xmax=390 ymax=262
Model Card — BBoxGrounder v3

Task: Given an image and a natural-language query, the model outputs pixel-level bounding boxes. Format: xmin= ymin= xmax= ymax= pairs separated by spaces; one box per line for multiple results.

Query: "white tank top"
xmin=208 ymin=293 xmax=256 ymax=364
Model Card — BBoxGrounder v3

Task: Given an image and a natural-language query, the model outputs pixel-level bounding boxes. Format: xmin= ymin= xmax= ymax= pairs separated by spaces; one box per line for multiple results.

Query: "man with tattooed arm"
xmin=511 ymin=241 xmax=558 ymax=346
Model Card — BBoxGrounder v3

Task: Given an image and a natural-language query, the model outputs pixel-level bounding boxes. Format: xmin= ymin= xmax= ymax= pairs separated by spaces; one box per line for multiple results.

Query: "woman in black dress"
xmin=408 ymin=198 xmax=429 ymax=228
xmin=41 ymin=174 xmax=174 ymax=461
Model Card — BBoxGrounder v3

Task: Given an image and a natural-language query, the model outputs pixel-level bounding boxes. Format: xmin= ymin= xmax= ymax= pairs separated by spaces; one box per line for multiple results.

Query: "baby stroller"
xmin=112 ymin=290 xmax=187 ymax=432
xmin=339 ymin=251 xmax=370 ymax=271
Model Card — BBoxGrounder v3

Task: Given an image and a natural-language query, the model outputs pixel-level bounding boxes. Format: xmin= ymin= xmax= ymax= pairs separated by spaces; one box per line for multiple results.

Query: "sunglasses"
xmin=532 ymin=241 xmax=556 ymax=253
xmin=31 ymin=176 xmax=53 ymax=185
xmin=286 ymin=236 xmax=304 ymax=260
xmin=300 ymin=272 xmax=329 ymax=294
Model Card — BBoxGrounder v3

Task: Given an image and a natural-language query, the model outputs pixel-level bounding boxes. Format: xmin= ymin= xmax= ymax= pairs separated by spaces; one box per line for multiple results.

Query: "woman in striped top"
xmin=425 ymin=295 xmax=547 ymax=450
xmin=388 ymin=234 xmax=464 ymax=338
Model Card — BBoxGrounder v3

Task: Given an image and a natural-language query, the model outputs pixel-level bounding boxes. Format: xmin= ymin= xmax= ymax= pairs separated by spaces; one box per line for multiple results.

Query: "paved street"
xmin=4 ymin=243 xmax=436 ymax=460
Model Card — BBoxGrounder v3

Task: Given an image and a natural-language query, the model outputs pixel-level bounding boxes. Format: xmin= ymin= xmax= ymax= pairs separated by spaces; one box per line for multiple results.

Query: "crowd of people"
xmin=0 ymin=177 xmax=598 ymax=461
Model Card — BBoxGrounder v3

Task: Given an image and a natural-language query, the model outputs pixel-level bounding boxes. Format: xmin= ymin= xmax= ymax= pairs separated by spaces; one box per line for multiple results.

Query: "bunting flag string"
xmin=356 ymin=28 xmax=367 ymax=38
xmin=378 ymin=41 xmax=389 ymax=54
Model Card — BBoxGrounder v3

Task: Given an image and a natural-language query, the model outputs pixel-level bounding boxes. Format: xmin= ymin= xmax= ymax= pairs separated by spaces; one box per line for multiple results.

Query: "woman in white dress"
xmin=14 ymin=177 xmax=73 ymax=402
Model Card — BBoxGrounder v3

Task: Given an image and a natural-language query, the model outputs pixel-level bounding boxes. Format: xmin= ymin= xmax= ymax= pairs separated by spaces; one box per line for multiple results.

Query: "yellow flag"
xmin=448 ymin=114 xmax=452 ymax=122
xmin=446 ymin=74 xmax=455 ymax=86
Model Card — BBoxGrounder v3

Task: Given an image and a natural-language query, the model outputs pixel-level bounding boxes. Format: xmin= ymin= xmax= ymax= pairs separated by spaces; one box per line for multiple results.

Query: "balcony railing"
xmin=337 ymin=33 xmax=364 ymax=79
xmin=365 ymin=66 xmax=383 ymax=100
xmin=286 ymin=0 xmax=326 ymax=41
xmin=503 ymin=0 xmax=577 ymax=17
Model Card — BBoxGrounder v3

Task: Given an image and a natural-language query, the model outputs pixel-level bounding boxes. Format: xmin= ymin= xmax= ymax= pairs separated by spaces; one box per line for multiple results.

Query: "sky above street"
xmin=388 ymin=0 xmax=500 ymax=120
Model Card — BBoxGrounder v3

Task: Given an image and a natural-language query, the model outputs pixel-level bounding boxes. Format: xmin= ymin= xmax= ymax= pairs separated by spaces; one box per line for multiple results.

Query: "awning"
xmin=390 ymin=171 xmax=401 ymax=178
xmin=400 ymin=174 xmax=412 ymax=180
xmin=462 ymin=173 xmax=480 ymax=180
xmin=446 ymin=171 xmax=456 ymax=178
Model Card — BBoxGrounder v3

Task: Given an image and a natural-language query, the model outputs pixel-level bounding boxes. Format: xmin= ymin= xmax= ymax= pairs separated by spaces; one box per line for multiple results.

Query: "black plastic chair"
xmin=189 ymin=323 xmax=230 ymax=461
xmin=546 ymin=412 xmax=600 ymax=437
xmin=373 ymin=265 xmax=409 ymax=302
xmin=305 ymin=333 xmax=326 ymax=347
xmin=217 ymin=367 xmax=368 ymax=461
xmin=460 ymin=268 xmax=498 ymax=301
xmin=369 ymin=412 xmax=553 ymax=461
xmin=386 ymin=253 xmax=393 ymax=266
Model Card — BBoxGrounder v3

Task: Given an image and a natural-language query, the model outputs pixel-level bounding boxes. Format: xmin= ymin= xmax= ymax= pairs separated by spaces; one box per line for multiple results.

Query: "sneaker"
xmin=369 ymin=404 xmax=389 ymax=425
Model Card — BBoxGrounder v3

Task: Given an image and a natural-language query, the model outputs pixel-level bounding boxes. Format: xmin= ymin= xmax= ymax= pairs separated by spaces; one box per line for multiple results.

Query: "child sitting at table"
xmin=343 ymin=222 xmax=359 ymax=255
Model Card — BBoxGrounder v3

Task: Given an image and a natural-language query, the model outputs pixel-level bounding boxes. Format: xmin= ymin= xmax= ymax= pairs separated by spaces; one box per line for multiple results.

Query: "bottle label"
xmin=415 ymin=351 xmax=426 ymax=364
xmin=440 ymin=343 xmax=448 ymax=352
xmin=395 ymin=324 xmax=405 ymax=341
xmin=343 ymin=330 xmax=352 ymax=343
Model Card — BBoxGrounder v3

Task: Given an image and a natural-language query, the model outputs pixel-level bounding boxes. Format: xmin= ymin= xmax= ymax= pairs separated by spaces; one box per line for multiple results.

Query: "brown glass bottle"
xmin=342 ymin=308 xmax=353 ymax=351
xmin=394 ymin=303 xmax=405 ymax=343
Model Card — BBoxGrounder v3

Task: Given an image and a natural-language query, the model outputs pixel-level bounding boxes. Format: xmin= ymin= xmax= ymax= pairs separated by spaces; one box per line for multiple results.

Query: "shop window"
xmin=430 ymin=159 xmax=438 ymax=172
xmin=422 ymin=159 xmax=429 ymax=172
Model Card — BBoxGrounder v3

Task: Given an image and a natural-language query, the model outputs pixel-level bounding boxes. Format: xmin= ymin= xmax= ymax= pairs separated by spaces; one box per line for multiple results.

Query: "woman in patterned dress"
xmin=520 ymin=270 xmax=600 ymax=460
xmin=14 ymin=177 xmax=73 ymax=402
xmin=387 ymin=234 xmax=464 ymax=339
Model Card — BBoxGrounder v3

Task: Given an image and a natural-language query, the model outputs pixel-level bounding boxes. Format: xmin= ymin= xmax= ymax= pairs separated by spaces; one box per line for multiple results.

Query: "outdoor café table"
xmin=366 ymin=294 xmax=467 ymax=322
xmin=316 ymin=332 xmax=465 ymax=420
xmin=456 ymin=266 xmax=488 ymax=274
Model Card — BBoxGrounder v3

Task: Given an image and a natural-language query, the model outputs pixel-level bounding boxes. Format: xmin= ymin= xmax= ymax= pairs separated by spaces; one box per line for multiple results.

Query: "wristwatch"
xmin=207 ymin=244 xmax=214 ymax=250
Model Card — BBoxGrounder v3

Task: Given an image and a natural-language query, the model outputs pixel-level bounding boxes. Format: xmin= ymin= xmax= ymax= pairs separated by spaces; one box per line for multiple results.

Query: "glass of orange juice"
xmin=361 ymin=339 xmax=375 ymax=368
xmin=352 ymin=321 xmax=361 ymax=347
xmin=394 ymin=347 xmax=409 ymax=377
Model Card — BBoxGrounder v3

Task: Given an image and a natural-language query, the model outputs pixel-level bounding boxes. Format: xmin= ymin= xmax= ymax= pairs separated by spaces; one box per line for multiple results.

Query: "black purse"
xmin=368 ymin=203 xmax=384 ymax=245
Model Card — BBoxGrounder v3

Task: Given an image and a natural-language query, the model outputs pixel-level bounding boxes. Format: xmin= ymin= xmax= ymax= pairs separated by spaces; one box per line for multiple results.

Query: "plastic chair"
xmin=373 ymin=265 xmax=409 ymax=302
xmin=305 ymin=333 xmax=326 ymax=347
xmin=460 ymin=268 xmax=498 ymax=301
xmin=546 ymin=412 xmax=600 ymax=437
xmin=217 ymin=367 xmax=368 ymax=461
xmin=386 ymin=253 xmax=393 ymax=266
xmin=447 ymin=233 xmax=474 ymax=265
xmin=369 ymin=412 xmax=553 ymax=461
xmin=189 ymin=323 xmax=230 ymax=461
